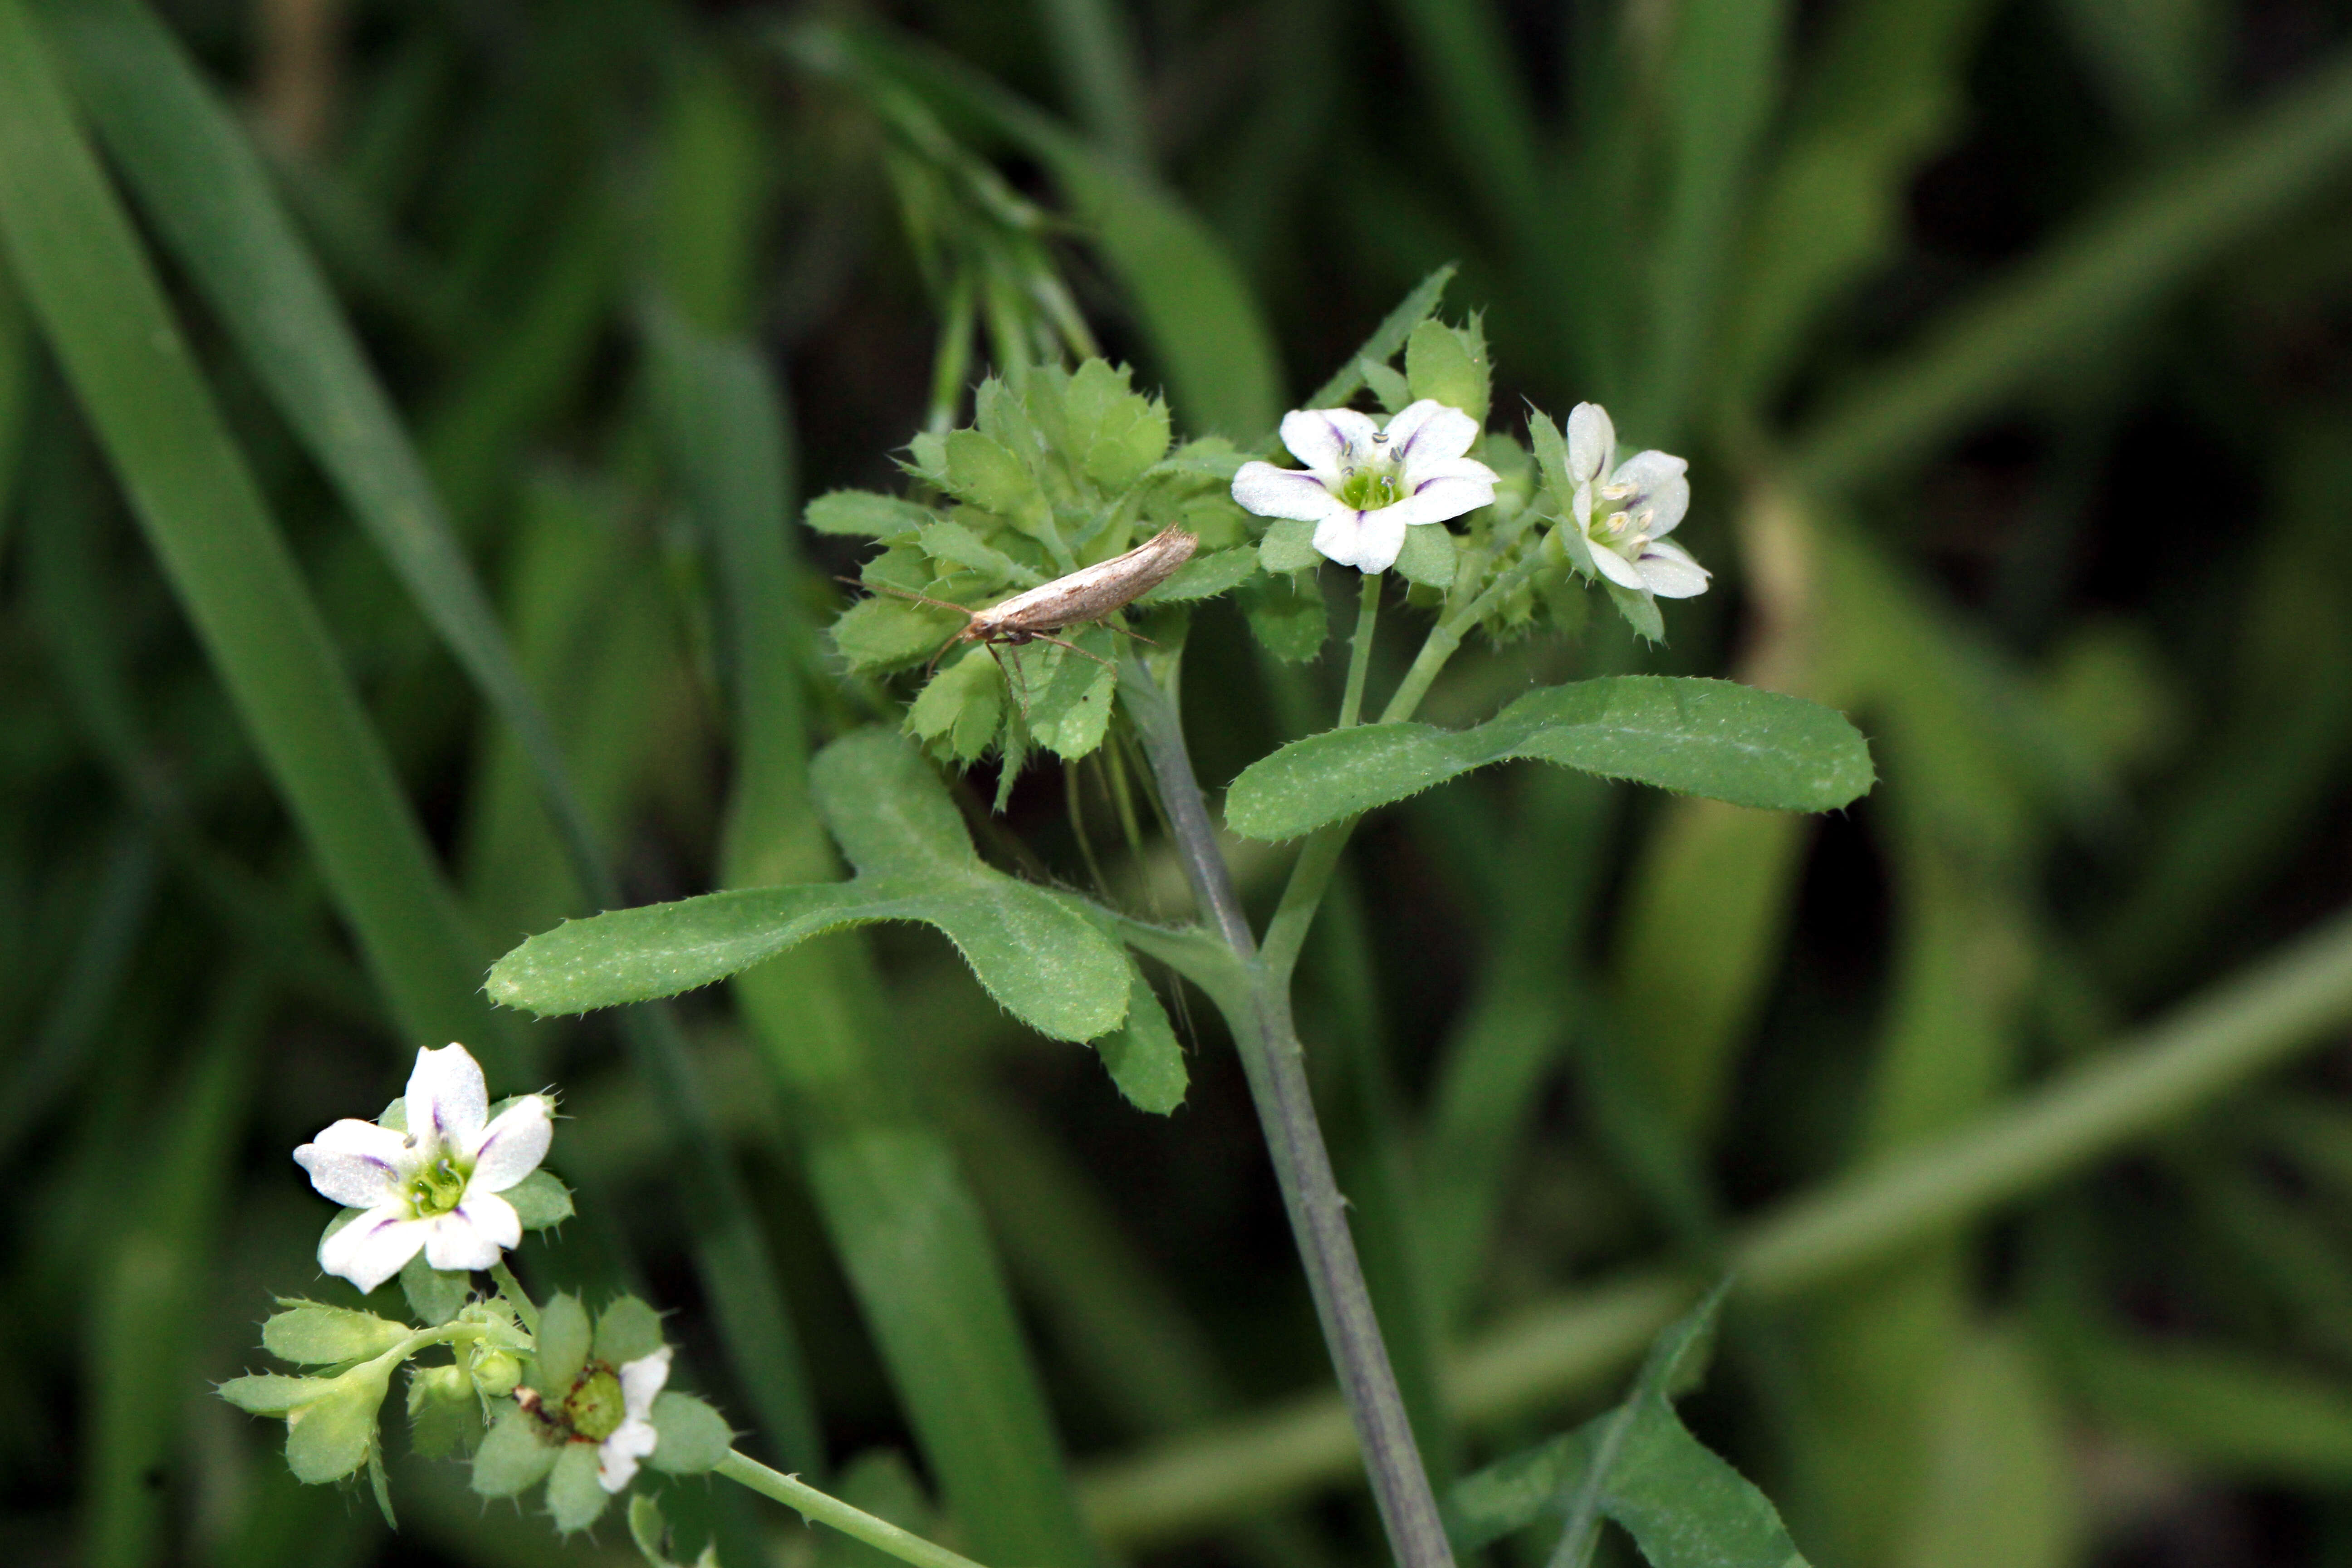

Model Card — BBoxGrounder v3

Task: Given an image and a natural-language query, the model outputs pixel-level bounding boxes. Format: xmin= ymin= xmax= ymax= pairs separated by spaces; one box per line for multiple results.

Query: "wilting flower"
xmin=1566 ymin=402 xmax=1708 ymax=598
xmin=585 ymin=1348 xmax=671 ymax=1492
xmin=294 ymin=1043 xmax=553 ymax=1294
xmin=1233 ymin=400 xmax=1499 ymax=573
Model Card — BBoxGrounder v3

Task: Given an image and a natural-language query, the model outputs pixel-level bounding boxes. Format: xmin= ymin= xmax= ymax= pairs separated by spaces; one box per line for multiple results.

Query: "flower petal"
xmin=467 ymin=1097 xmax=552 ymax=1192
xmin=319 ymin=1205 xmax=426 ymax=1295
xmin=1233 ymin=463 xmax=1352 ymax=524
xmin=1310 ymin=510 xmax=1372 ymax=572
xmin=406 ymin=1044 xmax=488 ymax=1149
xmin=1384 ymin=474 xmax=1496 ymax=528
xmin=1567 ymin=403 xmax=1614 ymax=484
xmin=1642 ymin=471 xmax=1691 ymax=537
xmin=1348 ymin=508 xmax=1412 ymax=574
xmin=419 ymin=1197 xmax=510 ymax=1274
xmin=294 ymin=1120 xmax=412 ymax=1208
xmin=619 ymin=1347 xmax=673 ymax=1422
xmin=1589 ymin=543 xmax=1651 ymax=591
xmin=1610 ymin=449 xmax=1687 ymax=495
xmin=1384 ymin=400 xmax=1480 ymax=467
xmin=1637 ymin=539 xmax=1711 ymax=598
xmin=1409 ymin=455 xmax=1502 ymax=487
xmin=1279 ymin=408 xmax=1379 ymax=476
xmin=597 ymin=1416 xmax=660 ymax=1493
xmin=458 ymin=1190 xmax=523 ymax=1253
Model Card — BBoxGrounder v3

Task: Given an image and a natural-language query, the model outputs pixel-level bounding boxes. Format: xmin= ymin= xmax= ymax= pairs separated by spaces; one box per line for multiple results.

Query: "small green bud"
xmin=472 ymin=1348 xmax=522 ymax=1399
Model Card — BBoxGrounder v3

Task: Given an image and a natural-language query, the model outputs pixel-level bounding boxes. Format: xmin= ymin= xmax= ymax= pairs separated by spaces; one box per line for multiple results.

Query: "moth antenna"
xmin=843 ymin=575 xmax=976 ymax=619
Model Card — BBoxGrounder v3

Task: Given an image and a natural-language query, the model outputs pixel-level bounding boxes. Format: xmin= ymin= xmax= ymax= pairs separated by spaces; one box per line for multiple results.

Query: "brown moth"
xmin=865 ymin=524 xmax=1200 ymax=676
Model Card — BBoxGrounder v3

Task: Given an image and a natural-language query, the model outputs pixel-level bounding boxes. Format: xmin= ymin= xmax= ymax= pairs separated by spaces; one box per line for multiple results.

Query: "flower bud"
xmin=471 ymin=1348 xmax=523 ymax=1399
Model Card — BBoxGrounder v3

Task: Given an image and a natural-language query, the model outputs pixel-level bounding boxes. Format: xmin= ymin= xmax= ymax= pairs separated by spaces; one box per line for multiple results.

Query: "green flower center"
xmin=563 ymin=1364 xmax=626 ymax=1442
xmin=1337 ymin=462 xmax=1406 ymax=512
xmin=406 ymin=1153 xmax=469 ymax=1217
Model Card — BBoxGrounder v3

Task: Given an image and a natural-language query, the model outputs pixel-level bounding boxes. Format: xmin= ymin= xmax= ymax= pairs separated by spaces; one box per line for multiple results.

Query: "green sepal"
xmin=594 ymin=1295 xmax=667 ymax=1366
xmin=283 ymin=1362 xmax=391 ymax=1484
xmin=262 ymin=1301 xmax=411 ymax=1365
xmin=649 ymin=1391 xmax=735 ymax=1475
xmin=218 ymin=1372 xmax=330 ymax=1416
xmin=1405 ymin=315 xmax=1490 ymax=425
xmin=407 ymin=1362 xmax=485 ymax=1459
xmin=504 ymin=1168 xmax=574 ymax=1230
xmin=470 ymin=1404 xmax=560 ymax=1497
xmin=1606 ymin=578 xmax=1666 ymax=643
xmin=547 ymin=1441 xmax=612 ymax=1532
xmin=1393 ymin=524 xmax=1457 ymax=590
xmin=400 ymin=1253 xmax=470 ymax=1327
xmin=1258 ymin=517 xmax=1319 ymax=573
xmin=533 ymin=1293 xmax=592 ymax=1392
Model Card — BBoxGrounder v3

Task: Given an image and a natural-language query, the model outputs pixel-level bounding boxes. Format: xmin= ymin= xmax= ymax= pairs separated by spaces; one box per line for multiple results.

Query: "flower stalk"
xmin=1119 ymin=659 xmax=1456 ymax=1568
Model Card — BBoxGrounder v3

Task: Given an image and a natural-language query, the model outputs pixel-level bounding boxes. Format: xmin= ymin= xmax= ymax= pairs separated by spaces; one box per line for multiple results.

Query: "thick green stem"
xmin=1121 ymin=661 xmax=1454 ymax=1568
xmin=717 ymin=1450 xmax=993 ymax=1568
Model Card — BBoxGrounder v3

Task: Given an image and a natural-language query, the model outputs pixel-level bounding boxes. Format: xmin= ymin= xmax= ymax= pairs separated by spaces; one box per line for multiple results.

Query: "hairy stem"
xmin=1120 ymin=660 xmax=1455 ymax=1568
xmin=717 ymin=1450 xmax=992 ymax=1568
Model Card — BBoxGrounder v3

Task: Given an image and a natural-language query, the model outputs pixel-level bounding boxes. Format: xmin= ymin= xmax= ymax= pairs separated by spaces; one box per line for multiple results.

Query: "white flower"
xmin=1232 ymin=399 xmax=1499 ymax=573
xmin=1565 ymin=402 xmax=1708 ymax=599
xmin=294 ymin=1043 xmax=553 ymax=1295
xmin=595 ymin=1348 xmax=671 ymax=1493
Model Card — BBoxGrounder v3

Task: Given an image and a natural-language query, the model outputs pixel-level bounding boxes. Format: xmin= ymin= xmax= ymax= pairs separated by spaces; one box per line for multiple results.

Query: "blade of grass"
xmin=0 ymin=0 xmax=515 ymax=1066
xmin=1791 ymin=40 xmax=2352 ymax=494
xmin=1033 ymin=0 xmax=1150 ymax=169
xmin=1077 ymin=897 xmax=2352 ymax=1543
xmin=650 ymin=311 xmax=1097 ymax=1568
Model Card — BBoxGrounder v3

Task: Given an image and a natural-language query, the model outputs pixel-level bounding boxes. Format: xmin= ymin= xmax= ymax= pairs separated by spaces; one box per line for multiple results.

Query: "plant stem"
xmin=488 ymin=1260 xmax=538 ymax=1334
xmin=1339 ymin=571 xmax=1382 ymax=728
xmin=1120 ymin=660 xmax=1455 ymax=1568
xmin=716 ymin=1450 xmax=993 ymax=1568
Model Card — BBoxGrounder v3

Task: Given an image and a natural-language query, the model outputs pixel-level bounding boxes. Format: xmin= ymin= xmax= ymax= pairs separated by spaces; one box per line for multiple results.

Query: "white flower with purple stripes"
xmin=1231 ymin=399 xmax=1499 ymax=573
xmin=294 ymin=1043 xmax=552 ymax=1294
xmin=1565 ymin=402 xmax=1708 ymax=599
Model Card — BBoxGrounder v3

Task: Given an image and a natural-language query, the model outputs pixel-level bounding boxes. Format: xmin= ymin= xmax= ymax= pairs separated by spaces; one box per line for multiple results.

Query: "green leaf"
xmin=1139 ymin=547 xmax=1259 ymax=605
xmin=534 ymin=1294 xmax=591 ymax=1393
xmin=547 ymin=1440 xmax=612 ymax=1533
xmin=490 ymin=732 xmax=1132 ymax=1041
xmin=1393 ymin=524 xmax=1458 ymax=591
xmin=910 ymin=648 xmax=1007 ymax=764
xmin=504 ymin=1169 xmax=574 ymax=1230
xmin=920 ymin=519 xmax=1044 ymax=585
xmin=808 ymin=490 xmax=933 ymax=538
xmin=649 ymin=1391 xmax=735 ymax=1474
xmin=595 ymin=1296 xmax=668 ymax=1366
xmin=1240 ymin=570 xmax=1328 ymax=662
xmin=1258 ymin=518 xmax=1321 ymax=574
xmin=833 ymin=595 xmax=965 ymax=673
xmin=400 ymin=1255 xmax=471 ymax=1327
xmin=1360 ymin=357 xmax=1411 ymax=414
xmin=1022 ymin=636 xmax=1118 ymax=761
xmin=1093 ymin=965 xmax=1188 ymax=1114
xmin=943 ymin=429 xmax=1035 ymax=513
xmin=1404 ymin=318 xmax=1490 ymax=425
xmin=218 ymin=1373 xmax=330 ymax=1417
xmin=1227 ymin=677 xmax=1875 ymax=839
xmin=470 ymin=1405 xmax=560 ymax=1498
xmin=283 ymin=1367 xmax=389 ymax=1485
xmin=262 ymin=1303 xmax=411 ymax=1366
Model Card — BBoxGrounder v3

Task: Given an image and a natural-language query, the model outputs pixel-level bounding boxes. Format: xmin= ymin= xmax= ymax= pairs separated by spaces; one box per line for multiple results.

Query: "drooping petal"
xmin=467 ymin=1096 xmax=552 ymax=1192
xmin=1384 ymin=475 xmax=1496 ymax=529
xmin=597 ymin=1416 xmax=661 ymax=1493
xmin=294 ymin=1120 xmax=413 ymax=1208
xmin=405 ymin=1043 xmax=489 ymax=1149
xmin=1232 ymin=463 xmax=1354 ymax=524
xmin=1384 ymin=400 xmax=1480 ymax=467
xmin=1589 ymin=543 xmax=1651 ymax=592
xmin=1278 ymin=408 xmax=1378 ymax=477
xmin=1637 ymin=539 xmax=1711 ymax=598
xmin=1566 ymin=403 xmax=1614 ymax=484
xmin=618 ymin=1348 xmax=673 ymax=1422
xmin=319 ymin=1205 xmax=426 ymax=1295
